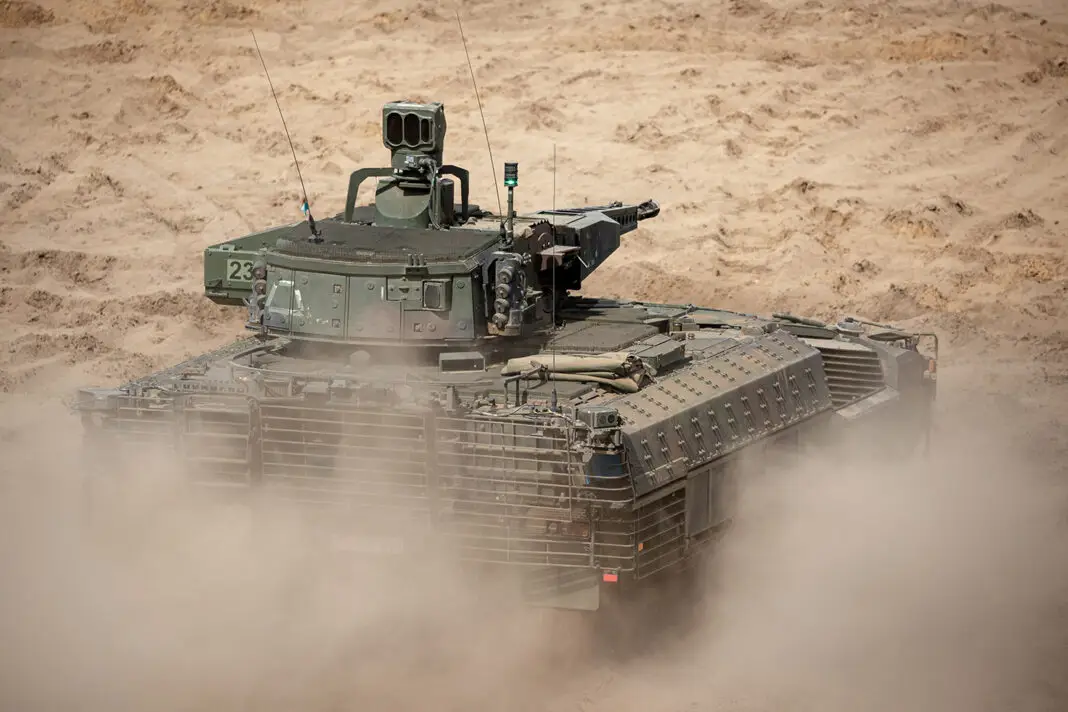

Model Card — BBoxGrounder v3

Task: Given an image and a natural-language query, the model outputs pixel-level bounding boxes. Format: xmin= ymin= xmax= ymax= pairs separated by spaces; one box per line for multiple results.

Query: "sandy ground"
xmin=1 ymin=0 xmax=1067 ymax=710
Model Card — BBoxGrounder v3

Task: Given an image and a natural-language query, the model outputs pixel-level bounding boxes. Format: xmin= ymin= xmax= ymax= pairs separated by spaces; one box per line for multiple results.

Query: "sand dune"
xmin=1 ymin=0 xmax=1065 ymax=400
xmin=1 ymin=0 xmax=1066 ymax=709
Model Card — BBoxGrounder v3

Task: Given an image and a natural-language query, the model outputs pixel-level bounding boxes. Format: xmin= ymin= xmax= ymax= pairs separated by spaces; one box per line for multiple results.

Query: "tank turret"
xmin=201 ymin=100 xmax=660 ymax=351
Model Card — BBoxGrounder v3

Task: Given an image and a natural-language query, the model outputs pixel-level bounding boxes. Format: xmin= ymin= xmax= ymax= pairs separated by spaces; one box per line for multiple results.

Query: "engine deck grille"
xmin=812 ymin=341 xmax=885 ymax=407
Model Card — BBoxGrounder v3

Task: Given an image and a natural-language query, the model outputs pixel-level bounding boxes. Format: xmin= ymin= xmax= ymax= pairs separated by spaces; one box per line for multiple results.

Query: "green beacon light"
xmin=503 ymin=162 xmax=518 ymax=238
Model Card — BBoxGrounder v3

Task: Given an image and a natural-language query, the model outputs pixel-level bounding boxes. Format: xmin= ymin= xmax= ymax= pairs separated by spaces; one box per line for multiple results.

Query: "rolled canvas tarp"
xmin=501 ymin=352 xmax=633 ymax=376
xmin=501 ymin=352 xmax=643 ymax=393
xmin=542 ymin=372 xmax=640 ymax=393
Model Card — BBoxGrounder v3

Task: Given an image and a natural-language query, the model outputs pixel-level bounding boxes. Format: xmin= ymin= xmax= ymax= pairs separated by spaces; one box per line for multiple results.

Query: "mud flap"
xmin=521 ymin=566 xmax=601 ymax=611
xmin=835 ymin=386 xmax=930 ymax=460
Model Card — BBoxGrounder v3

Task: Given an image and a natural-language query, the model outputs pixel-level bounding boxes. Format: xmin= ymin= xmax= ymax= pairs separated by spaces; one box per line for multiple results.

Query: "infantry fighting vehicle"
xmin=74 ymin=100 xmax=938 ymax=611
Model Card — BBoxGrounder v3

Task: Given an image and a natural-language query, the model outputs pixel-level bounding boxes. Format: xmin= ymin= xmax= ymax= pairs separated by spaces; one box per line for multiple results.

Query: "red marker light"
xmin=602 ymin=571 xmax=618 ymax=583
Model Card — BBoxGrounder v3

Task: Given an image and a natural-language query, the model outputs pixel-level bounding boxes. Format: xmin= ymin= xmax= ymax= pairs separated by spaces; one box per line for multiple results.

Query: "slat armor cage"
xmin=84 ymin=394 xmax=680 ymax=576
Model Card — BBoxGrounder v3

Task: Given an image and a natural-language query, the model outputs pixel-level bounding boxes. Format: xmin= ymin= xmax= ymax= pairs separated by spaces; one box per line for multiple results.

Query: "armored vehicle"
xmin=73 ymin=100 xmax=938 ymax=611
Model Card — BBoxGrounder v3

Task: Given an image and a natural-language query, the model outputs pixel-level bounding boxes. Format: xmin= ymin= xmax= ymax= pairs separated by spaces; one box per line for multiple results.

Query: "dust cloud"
xmin=2 ymin=379 xmax=1066 ymax=712
xmin=0 ymin=400 xmax=574 ymax=712
xmin=2 ymin=0 xmax=1068 ymax=708
xmin=676 ymin=386 xmax=1068 ymax=712
xmin=537 ymin=383 xmax=1068 ymax=712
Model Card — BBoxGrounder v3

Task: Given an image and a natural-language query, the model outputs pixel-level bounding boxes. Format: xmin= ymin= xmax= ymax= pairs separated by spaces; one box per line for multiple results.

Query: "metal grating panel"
xmin=103 ymin=395 xmax=252 ymax=484
xmin=634 ymin=487 xmax=687 ymax=579
xmin=812 ymin=341 xmax=885 ymax=407
xmin=96 ymin=397 xmax=641 ymax=572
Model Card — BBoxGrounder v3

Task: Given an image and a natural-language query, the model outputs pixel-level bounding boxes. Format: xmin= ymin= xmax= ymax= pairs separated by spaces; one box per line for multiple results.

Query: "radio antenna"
xmin=250 ymin=29 xmax=320 ymax=241
xmin=455 ymin=10 xmax=503 ymax=220
xmin=550 ymin=142 xmax=558 ymax=409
